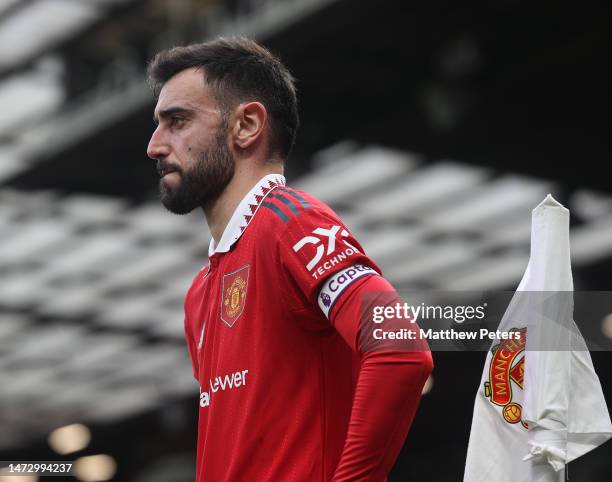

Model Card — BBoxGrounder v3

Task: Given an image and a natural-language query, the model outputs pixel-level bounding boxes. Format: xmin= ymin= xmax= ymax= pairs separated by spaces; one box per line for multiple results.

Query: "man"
xmin=146 ymin=37 xmax=433 ymax=482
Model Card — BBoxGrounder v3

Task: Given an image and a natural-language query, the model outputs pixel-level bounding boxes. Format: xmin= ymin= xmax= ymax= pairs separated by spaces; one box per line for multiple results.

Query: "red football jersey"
xmin=184 ymin=174 xmax=384 ymax=481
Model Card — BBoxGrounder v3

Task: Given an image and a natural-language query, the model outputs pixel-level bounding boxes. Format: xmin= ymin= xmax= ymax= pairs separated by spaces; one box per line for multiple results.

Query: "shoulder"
xmin=267 ymin=185 xmax=380 ymax=277
xmin=184 ymin=263 xmax=209 ymax=306
xmin=256 ymin=185 xmax=345 ymax=236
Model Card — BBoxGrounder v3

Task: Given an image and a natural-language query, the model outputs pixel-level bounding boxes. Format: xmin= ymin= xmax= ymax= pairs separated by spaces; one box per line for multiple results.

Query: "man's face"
xmin=147 ymin=68 xmax=234 ymax=214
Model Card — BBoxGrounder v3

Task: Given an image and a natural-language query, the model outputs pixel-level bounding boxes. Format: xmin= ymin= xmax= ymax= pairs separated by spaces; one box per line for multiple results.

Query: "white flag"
xmin=464 ymin=194 xmax=612 ymax=482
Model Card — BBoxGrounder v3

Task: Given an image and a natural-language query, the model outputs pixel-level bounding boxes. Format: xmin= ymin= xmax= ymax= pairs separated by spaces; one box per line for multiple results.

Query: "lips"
xmin=157 ymin=162 xmax=180 ymax=178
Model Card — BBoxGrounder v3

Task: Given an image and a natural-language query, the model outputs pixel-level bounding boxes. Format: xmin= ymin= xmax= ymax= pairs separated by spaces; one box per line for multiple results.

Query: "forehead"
xmin=154 ymin=67 xmax=216 ymax=115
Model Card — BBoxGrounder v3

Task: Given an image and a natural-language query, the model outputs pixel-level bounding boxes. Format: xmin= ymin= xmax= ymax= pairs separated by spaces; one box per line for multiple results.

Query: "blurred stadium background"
xmin=0 ymin=0 xmax=611 ymax=480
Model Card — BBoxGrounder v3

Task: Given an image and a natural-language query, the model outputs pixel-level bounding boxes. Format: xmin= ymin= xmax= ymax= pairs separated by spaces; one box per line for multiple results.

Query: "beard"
xmin=158 ymin=128 xmax=235 ymax=215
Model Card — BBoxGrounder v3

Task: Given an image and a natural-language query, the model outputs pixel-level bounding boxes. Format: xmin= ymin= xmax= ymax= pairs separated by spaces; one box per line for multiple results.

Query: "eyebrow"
xmin=153 ymin=106 xmax=193 ymax=125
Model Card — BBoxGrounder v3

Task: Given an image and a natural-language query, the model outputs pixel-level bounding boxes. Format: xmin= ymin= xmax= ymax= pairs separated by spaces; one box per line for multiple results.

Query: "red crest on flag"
xmin=483 ymin=327 xmax=528 ymax=428
xmin=221 ymin=265 xmax=250 ymax=327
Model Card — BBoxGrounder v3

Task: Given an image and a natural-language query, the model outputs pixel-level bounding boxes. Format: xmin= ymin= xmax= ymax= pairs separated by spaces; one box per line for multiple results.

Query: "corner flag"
xmin=464 ymin=194 xmax=612 ymax=482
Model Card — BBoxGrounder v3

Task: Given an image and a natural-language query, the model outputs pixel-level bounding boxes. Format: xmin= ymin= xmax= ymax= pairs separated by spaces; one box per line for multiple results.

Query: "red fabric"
xmin=328 ymin=275 xmax=434 ymax=481
xmin=184 ymin=185 xmax=432 ymax=482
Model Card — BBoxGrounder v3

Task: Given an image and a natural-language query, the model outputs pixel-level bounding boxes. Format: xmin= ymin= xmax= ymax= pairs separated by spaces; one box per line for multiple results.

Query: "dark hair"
xmin=147 ymin=37 xmax=299 ymax=160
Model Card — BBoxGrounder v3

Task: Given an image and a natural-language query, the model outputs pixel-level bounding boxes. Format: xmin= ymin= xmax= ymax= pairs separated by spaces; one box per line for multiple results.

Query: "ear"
xmin=231 ymin=101 xmax=267 ymax=150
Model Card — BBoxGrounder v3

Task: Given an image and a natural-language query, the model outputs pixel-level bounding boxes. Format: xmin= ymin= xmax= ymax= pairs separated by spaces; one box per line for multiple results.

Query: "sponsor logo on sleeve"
xmin=317 ymin=264 xmax=378 ymax=318
xmin=292 ymin=225 xmax=361 ymax=280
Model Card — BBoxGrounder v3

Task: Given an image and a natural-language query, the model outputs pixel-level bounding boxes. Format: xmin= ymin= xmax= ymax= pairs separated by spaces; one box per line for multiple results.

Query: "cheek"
xmin=173 ymin=136 xmax=197 ymax=161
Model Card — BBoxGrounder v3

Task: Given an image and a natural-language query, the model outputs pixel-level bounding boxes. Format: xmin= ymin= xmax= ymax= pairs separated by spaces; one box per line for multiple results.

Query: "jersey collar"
xmin=208 ymin=173 xmax=285 ymax=256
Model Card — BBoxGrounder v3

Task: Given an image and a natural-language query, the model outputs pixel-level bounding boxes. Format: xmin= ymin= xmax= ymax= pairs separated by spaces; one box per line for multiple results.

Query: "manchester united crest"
xmin=221 ymin=265 xmax=250 ymax=327
xmin=484 ymin=327 xmax=528 ymax=429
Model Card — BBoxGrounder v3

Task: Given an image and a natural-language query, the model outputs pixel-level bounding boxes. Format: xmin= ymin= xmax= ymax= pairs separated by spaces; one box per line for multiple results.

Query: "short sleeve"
xmin=276 ymin=206 xmax=381 ymax=317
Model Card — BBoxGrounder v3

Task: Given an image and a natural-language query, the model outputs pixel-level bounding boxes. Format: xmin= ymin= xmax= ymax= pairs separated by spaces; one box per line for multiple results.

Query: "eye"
xmin=170 ymin=116 xmax=186 ymax=128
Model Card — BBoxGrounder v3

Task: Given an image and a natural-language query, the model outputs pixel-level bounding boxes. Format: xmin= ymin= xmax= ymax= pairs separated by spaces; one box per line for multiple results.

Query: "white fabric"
xmin=464 ymin=194 xmax=612 ymax=482
xmin=208 ymin=174 xmax=285 ymax=256
xmin=317 ymin=264 xmax=378 ymax=318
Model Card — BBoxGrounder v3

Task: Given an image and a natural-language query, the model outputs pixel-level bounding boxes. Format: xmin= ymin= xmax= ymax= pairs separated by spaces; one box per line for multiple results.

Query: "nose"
xmin=147 ymin=125 xmax=170 ymax=161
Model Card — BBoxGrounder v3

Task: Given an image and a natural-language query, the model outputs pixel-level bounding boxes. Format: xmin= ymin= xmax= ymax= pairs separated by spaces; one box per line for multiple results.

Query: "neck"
xmin=204 ymin=164 xmax=283 ymax=244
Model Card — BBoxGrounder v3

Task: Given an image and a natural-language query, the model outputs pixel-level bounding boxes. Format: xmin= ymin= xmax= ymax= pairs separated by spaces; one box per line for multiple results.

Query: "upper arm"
xmin=273 ymin=202 xmax=381 ymax=326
